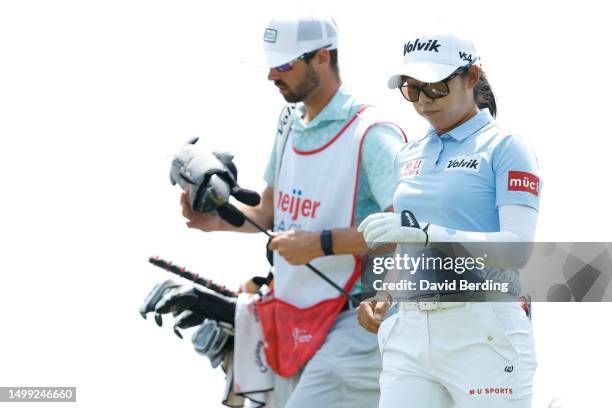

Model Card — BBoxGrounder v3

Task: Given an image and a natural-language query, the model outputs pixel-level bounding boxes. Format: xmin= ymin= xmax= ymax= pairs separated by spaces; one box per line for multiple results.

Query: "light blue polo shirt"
xmin=393 ymin=109 xmax=540 ymax=231
xmin=264 ymin=86 xmax=407 ymax=296
xmin=392 ymin=109 xmax=541 ymax=297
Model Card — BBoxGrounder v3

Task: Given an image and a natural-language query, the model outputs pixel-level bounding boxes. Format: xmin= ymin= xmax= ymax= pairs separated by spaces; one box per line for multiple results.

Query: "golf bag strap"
xmin=274 ymin=103 xmax=296 ymax=189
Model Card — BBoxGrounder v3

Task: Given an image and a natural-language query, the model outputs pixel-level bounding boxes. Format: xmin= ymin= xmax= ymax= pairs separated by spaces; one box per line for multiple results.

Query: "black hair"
xmin=304 ymin=48 xmax=340 ymax=77
xmin=463 ymin=68 xmax=497 ymax=117
xmin=329 ymin=49 xmax=339 ymax=76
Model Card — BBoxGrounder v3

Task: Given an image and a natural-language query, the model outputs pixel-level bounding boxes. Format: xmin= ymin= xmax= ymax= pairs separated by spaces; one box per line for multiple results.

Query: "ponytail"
xmin=474 ymin=70 xmax=497 ymax=117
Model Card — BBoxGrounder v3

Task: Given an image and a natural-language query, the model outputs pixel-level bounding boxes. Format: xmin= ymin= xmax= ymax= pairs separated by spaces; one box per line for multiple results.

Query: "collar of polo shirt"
xmin=432 ymin=109 xmax=494 ymax=141
xmin=294 ymin=85 xmax=355 ymax=130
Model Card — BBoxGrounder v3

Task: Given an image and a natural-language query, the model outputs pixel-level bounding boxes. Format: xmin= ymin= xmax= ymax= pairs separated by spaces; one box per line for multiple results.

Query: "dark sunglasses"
xmin=274 ymin=44 xmax=332 ymax=73
xmin=398 ymin=64 xmax=471 ymax=102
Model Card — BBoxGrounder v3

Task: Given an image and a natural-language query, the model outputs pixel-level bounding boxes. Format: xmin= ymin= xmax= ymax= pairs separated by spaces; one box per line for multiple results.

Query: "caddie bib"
xmin=258 ymin=105 xmax=406 ymax=377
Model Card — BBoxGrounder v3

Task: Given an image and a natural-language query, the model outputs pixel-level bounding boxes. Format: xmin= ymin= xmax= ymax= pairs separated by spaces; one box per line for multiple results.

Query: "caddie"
xmin=181 ymin=8 xmax=407 ymax=407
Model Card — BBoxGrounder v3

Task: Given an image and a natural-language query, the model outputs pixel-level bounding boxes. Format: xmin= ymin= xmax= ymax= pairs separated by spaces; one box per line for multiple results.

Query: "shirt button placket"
xmin=434 ymin=137 xmax=445 ymax=166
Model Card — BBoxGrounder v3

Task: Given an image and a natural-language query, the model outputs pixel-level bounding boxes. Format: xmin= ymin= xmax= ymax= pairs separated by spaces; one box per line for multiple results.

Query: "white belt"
xmin=399 ymin=294 xmax=465 ymax=312
xmin=399 ymin=292 xmax=516 ymax=312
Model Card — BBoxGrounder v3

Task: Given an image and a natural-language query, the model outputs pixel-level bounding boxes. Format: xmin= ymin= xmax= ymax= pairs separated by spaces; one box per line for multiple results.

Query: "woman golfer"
xmin=357 ymin=31 xmax=541 ymax=408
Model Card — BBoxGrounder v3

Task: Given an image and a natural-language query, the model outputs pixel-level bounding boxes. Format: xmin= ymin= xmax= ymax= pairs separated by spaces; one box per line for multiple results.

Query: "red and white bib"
xmin=259 ymin=105 xmax=405 ymax=377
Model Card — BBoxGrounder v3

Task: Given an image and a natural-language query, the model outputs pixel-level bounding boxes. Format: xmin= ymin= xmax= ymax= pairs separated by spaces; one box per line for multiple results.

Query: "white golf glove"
xmin=358 ymin=210 xmax=429 ymax=247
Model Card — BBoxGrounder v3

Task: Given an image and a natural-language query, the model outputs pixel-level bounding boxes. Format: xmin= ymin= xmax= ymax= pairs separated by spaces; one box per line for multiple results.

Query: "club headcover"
xmin=169 ymin=137 xmax=199 ymax=187
xmin=192 ymin=320 xmax=234 ymax=368
xmin=155 ymin=286 xmax=236 ymax=325
xmin=174 ymin=309 xmax=206 ymax=330
xmin=172 ymin=309 xmax=207 ymax=339
xmin=155 ymin=286 xmax=199 ymax=315
xmin=169 ymin=139 xmax=261 ymax=219
xmin=140 ymin=280 xmax=182 ymax=320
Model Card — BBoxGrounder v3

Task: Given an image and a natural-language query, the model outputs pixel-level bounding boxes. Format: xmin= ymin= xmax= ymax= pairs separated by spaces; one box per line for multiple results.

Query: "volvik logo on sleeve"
xmin=444 ymin=155 xmax=481 ymax=172
xmin=508 ymin=171 xmax=540 ymax=196
xmin=403 ymin=38 xmax=441 ymax=55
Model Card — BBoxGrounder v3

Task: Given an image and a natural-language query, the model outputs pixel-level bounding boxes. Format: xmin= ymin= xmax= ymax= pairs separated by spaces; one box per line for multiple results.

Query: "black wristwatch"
xmin=320 ymin=229 xmax=334 ymax=255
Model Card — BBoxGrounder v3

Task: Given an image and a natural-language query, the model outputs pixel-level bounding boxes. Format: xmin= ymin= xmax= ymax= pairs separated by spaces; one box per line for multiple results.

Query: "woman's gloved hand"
xmin=358 ymin=210 xmax=428 ymax=247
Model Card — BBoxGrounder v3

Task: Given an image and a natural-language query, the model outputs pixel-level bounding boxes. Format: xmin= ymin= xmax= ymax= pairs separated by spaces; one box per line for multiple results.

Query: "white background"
xmin=0 ymin=0 xmax=610 ymax=407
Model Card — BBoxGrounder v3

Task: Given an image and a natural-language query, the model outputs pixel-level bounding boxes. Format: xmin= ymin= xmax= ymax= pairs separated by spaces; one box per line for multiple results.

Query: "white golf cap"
xmin=262 ymin=10 xmax=338 ymax=68
xmin=387 ymin=31 xmax=479 ymax=88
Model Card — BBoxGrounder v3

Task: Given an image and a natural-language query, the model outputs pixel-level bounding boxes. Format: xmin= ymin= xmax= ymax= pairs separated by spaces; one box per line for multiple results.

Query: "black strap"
xmin=320 ymin=229 xmax=334 ymax=255
xmin=422 ymin=223 xmax=430 ymax=246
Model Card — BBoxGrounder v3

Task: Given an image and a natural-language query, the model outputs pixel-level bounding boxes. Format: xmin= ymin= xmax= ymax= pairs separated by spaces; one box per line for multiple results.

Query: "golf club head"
xmin=173 ymin=326 xmax=183 ymax=339
xmin=174 ymin=309 xmax=206 ymax=330
xmin=140 ymin=279 xmax=181 ymax=319
xmin=155 ymin=287 xmax=199 ymax=315
xmin=209 ymin=350 xmax=224 ymax=369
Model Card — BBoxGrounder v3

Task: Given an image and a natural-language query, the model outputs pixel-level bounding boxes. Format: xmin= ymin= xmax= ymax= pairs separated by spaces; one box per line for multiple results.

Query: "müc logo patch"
xmin=264 ymin=28 xmax=277 ymax=43
xmin=508 ymin=171 xmax=539 ymax=196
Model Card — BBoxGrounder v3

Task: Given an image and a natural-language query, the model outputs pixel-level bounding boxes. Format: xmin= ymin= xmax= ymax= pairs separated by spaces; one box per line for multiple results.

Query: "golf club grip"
xmin=148 ymin=256 xmax=238 ymax=297
xmin=234 ymin=207 xmax=361 ymax=307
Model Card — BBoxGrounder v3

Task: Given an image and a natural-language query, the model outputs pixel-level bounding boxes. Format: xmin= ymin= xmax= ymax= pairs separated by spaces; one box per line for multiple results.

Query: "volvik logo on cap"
xmin=459 ymin=51 xmax=473 ymax=62
xmin=403 ymin=38 xmax=441 ymax=55
xmin=388 ymin=31 xmax=480 ymax=88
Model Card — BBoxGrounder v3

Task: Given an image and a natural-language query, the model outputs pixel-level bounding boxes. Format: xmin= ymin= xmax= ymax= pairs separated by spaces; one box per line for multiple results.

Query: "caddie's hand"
xmin=357 ymin=210 xmax=427 ymax=248
xmin=181 ymin=191 xmax=222 ymax=231
xmin=268 ymin=230 xmax=323 ymax=265
xmin=357 ymin=299 xmax=391 ymax=334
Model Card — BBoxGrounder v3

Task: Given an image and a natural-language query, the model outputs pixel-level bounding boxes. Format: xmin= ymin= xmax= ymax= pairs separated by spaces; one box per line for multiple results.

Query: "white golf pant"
xmin=378 ymin=301 xmax=537 ymax=408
